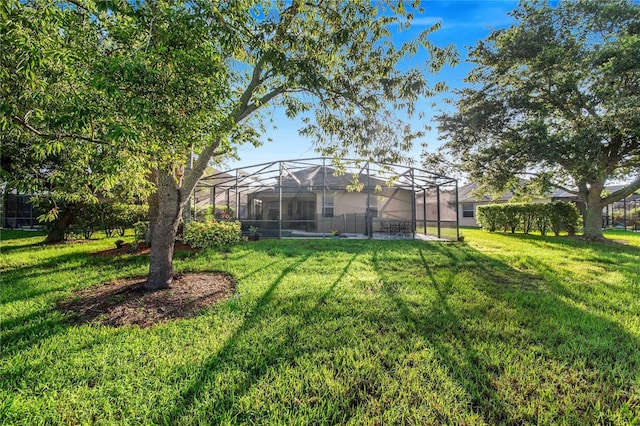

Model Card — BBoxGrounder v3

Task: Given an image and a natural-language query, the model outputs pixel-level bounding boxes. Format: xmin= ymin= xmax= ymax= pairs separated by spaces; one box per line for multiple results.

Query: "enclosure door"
xmin=286 ymin=199 xmax=316 ymax=231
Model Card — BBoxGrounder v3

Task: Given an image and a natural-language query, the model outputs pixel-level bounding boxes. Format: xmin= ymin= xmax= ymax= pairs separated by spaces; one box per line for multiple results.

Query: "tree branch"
xmin=66 ymin=0 xmax=90 ymax=12
xmin=181 ymin=139 xmax=221 ymax=199
xmin=518 ymin=171 xmax=581 ymax=196
xmin=234 ymin=86 xmax=287 ymax=123
xmin=601 ymin=176 xmax=640 ymax=204
xmin=235 ymin=57 xmax=266 ymax=120
xmin=12 ymin=115 xmax=108 ymax=145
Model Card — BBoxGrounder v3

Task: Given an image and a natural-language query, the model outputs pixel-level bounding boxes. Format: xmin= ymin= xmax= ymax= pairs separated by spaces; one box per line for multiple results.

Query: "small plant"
xmin=331 ymin=230 xmax=341 ymax=237
xmin=132 ymin=221 xmax=149 ymax=250
xmin=248 ymin=225 xmax=260 ymax=241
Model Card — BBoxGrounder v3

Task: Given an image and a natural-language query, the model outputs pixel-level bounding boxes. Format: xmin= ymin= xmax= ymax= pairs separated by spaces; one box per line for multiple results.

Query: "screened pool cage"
xmin=189 ymin=158 xmax=459 ymax=241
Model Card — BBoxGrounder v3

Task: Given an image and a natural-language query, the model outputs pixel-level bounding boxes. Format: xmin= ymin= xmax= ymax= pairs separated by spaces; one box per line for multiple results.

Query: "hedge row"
xmin=183 ymin=220 xmax=243 ymax=248
xmin=71 ymin=203 xmax=148 ymax=239
xmin=476 ymin=202 xmax=581 ymax=236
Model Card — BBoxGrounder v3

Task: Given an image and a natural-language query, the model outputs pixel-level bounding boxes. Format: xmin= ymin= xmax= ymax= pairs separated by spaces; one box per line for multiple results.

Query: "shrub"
xmin=476 ymin=201 xmax=581 ymax=237
xmin=133 ymin=221 xmax=149 ymax=244
xmin=477 ymin=205 xmax=499 ymax=232
xmin=501 ymin=204 xmax=521 ymax=233
xmin=192 ymin=205 xmax=236 ymax=222
xmin=560 ymin=202 xmax=581 ymax=236
xmin=71 ymin=203 xmax=104 ymax=239
xmin=533 ymin=203 xmax=549 ymax=236
xmin=214 ymin=206 xmax=235 ymax=220
xmin=183 ymin=220 xmax=243 ymax=248
xmin=195 ymin=206 xmax=214 ymax=222
xmin=69 ymin=202 xmax=148 ymax=239
xmin=107 ymin=203 xmax=148 ymax=236
xmin=517 ymin=204 xmax=536 ymax=234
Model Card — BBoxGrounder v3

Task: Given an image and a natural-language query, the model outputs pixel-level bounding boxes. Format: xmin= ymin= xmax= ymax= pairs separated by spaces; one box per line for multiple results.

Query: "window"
xmin=462 ymin=203 xmax=474 ymax=218
xmin=323 ymin=195 xmax=334 ymax=217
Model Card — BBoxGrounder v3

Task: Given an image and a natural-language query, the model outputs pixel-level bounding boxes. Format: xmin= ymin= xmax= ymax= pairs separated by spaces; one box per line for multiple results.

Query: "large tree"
xmin=2 ymin=0 xmax=457 ymax=289
xmin=433 ymin=0 xmax=640 ymax=239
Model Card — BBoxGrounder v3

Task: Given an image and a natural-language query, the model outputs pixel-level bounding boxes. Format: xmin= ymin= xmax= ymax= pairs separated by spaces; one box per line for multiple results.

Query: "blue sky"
xmin=224 ymin=1 xmax=523 ymax=170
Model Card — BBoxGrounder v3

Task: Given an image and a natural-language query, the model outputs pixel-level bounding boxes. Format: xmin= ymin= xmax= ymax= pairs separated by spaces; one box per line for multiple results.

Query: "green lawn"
xmin=1 ymin=229 xmax=639 ymax=425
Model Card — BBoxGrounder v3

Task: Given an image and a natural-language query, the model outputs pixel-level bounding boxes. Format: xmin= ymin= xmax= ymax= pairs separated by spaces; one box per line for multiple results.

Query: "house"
xmin=0 ymin=189 xmax=45 ymax=229
xmin=456 ymin=182 xmax=522 ymax=227
xmin=196 ymin=158 xmax=460 ymax=239
xmin=458 ymin=181 xmax=639 ymax=229
xmin=246 ymin=164 xmax=418 ymax=234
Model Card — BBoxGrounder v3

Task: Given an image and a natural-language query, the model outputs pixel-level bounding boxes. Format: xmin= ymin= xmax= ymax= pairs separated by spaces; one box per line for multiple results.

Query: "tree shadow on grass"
xmin=159 ymin=237 xmax=640 ymax=423
xmin=1 ymin=251 xmax=150 ymax=305
xmin=495 ymin=231 xmax=640 ymax=255
xmin=430 ymin=242 xmax=639 ymax=423
xmin=0 ymin=249 xmax=153 ymax=361
xmin=363 ymin=239 xmax=640 ymax=424
xmin=5 ymin=237 xmax=639 ymax=424
xmin=159 ymin=252 xmax=361 ymax=424
xmin=371 ymin=246 xmax=513 ymax=424
xmin=159 ymin=253 xmax=310 ymax=422
xmin=474 ymin=232 xmax=640 ymax=301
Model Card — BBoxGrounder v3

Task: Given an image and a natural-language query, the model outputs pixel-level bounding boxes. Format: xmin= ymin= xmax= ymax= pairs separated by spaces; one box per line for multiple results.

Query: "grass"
xmin=1 ymin=229 xmax=639 ymax=425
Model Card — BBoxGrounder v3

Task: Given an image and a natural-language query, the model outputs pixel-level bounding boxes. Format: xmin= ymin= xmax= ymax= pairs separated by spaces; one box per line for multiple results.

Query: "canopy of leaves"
xmin=2 ymin=0 xmax=458 ymax=189
xmin=1 ymin=0 xmax=234 ymax=203
xmin=432 ymin=0 xmax=640 ymax=203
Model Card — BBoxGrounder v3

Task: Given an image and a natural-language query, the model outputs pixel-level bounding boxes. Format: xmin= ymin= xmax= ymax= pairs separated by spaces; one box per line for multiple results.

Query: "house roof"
xmin=461 ymin=182 xmax=640 ymax=203
xmin=457 ymin=182 xmax=516 ymax=203
xmin=197 ymin=158 xmax=458 ymax=196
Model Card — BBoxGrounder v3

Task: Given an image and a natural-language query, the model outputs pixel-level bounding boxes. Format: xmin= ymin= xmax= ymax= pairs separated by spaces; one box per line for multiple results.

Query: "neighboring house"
xmin=459 ymin=182 xmax=639 ymax=228
xmin=456 ymin=182 xmax=545 ymax=227
xmin=0 ymin=189 xmax=45 ymax=229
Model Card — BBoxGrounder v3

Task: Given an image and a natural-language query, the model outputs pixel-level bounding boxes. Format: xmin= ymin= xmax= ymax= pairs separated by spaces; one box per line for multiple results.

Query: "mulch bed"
xmin=58 ymin=273 xmax=236 ymax=328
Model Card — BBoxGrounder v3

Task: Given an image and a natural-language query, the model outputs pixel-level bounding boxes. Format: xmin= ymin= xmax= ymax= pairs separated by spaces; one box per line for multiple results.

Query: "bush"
xmin=69 ymin=202 xmax=148 ymax=239
xmin=501 ymin=204 xmax=521 ymax=233
xmin=133 ymin=221 xmax=149 ymax=244
xmin=476 ymin=202 xmax=581 ymax=237
xmin=106 ymin=203 xmax=148 ymax=237
xmin=477 ymin=205 xmax=499 ymax=232
xmin=71 ymin=203 xmax=103 ymax=239
xmin=533 ymin=204 xmax=549 ymax=236
xmin=183 ymin=220 xmax=243 ymax=248
xmin=214 ymin=205 xmax=235 ymax=220
xmin=547 ymin=202 xmax=581 ymax=236
xmin=560 ymin=202 xmax=582 ymax=236
xmin=193 ymin=205 xmax=236 ymax=222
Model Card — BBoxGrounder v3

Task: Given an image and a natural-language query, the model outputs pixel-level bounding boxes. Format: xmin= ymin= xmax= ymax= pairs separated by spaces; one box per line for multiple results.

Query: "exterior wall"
xmin=459 ymin=202 xmax=479 ymax=227
xmin=320 ymin=188 xmax=414 ymax=218
xmin=244 ymin=187 xmax=417 ymax=234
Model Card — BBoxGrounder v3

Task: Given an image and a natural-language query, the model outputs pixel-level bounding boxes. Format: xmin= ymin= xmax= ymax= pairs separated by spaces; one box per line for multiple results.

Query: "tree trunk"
xmin=583 ymin=201 xmax=604 ymax=239
xmin=581 ymin=179 xmax=605 ymax=240
xmin=144 ymin=172 xmax=182 ymax=291
xmin=146 ymin=190 xmax=159 ymax=245
xmin=43 ymin=204 xmax=81 ymax=244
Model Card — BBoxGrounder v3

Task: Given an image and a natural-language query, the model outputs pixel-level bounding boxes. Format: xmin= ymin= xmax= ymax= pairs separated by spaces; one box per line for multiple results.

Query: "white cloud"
xmin=410 ymin=16 xmax=443 ymax=27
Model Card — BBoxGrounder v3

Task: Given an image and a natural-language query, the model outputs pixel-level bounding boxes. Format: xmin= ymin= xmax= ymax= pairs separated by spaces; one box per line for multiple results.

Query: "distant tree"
xmin=432 ymin=0 xmax=640 ymax=239
xmin=2 ymin=1 xmax=457 ymax=289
